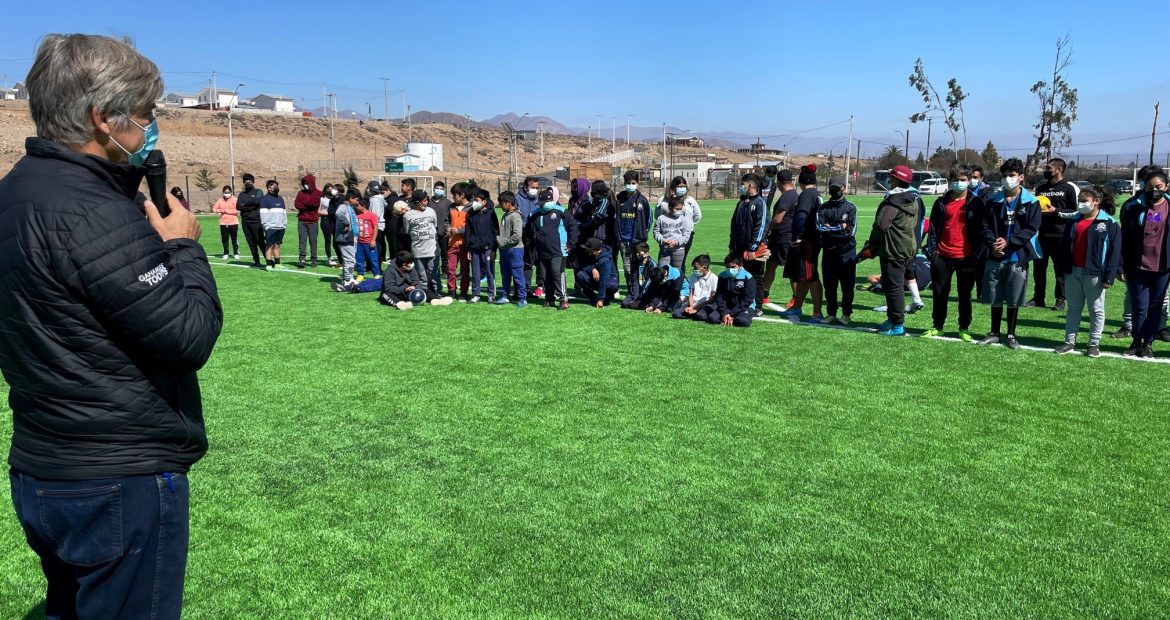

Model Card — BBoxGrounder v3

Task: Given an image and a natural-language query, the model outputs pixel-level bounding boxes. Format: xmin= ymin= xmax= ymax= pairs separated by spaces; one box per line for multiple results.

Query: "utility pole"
xmin=401 ymin=91 xmax=407 ymax=122
xmin=626 ymin=114 xmax=633 ymax=145
xmin=925 ymin=116 xmax=933 ymax=161
xmin=539 ymin=120 xmax=545 ymax=167
xmin=756 ymin=137 xmax=761 ymax=168
xmin=1151 ymin=102 xmax=1161 ymax=165
xmin=612 ymin=117 xmax=616 ymax=153
xmin=587 ymin=126 xmax=591 ymax=153
xmin=466 ymin=114 xmax=472 ymax=169
xmin=844 ymin=115 xmax=854 ymax=192
xmin=407 ymin=105 xmax=412 ymax=142
xmin=662 ymin=124 xmax=667 ymax=186
xmin=210 ymin=70 xmax=217 ymax=110
xmin=327 ymin=93 xmax=336 ymax=163
xmin=381 ymin=78 xmax=389 ymax=121
xmin=227 ymin=83 xmax=245 ymax=190
xmin=322 ymin=83 xmax=326 ymax=120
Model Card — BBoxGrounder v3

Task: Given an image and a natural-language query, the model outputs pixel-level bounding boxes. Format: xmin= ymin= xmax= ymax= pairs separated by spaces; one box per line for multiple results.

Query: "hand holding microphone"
xmin=143 ymin=149 xmax=201 ymax=242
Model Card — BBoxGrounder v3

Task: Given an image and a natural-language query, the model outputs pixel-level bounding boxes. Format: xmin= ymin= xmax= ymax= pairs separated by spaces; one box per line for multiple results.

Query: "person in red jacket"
xmin=294 ymin=174 xmax=321 ymax=268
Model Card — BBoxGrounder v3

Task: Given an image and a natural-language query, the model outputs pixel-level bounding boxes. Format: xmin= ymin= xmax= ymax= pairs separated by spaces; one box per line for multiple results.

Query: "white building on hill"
xmin=197 ymin=87 xmax=239 ymax=109
xmin=164 ymin=92 xmax=199 ymax=108
xmin=251 ymin=94 xmax=296 ymax=113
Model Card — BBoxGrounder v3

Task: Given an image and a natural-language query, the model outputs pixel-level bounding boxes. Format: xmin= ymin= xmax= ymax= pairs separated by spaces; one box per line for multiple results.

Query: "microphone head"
xmin=144 ymin=149 xmax=166 ymax=172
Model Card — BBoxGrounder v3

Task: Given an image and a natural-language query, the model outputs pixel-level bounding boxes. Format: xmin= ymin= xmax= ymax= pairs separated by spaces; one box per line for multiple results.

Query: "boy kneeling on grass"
xmin=339 ymin=251 xmax=454 ymax=309
xmin=699 ymin=254 xmax=756 ymax=327
xmin=575 ymin=237 xmax=620 ymax=307
xmin=619 ymin=242 xmax=657 ymax=309
xmin=673 ymin=254 xmax=719 ymax=319
xmin=638 ymin=264 xmax=684 ymax=314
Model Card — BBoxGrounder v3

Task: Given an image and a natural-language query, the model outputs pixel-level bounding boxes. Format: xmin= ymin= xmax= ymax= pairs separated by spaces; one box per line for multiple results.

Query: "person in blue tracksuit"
xmin=619 ymin=242 xmax=656 ymax=309
xmin=616 ymin=170 xmax=652 ymax=294
xmin=530 ymin=188 xmax=579 ymax=309
xmin=1053 ymin=187 xmax=1120 ymax=357
xmin=516 ymin=176 xmax=543 ymax=292
xmin=575 ymin=237 xmax=619 ymax=307
xmin=698 ymin=254 xmax=756 ymax=327
xmin=729 ymin=172 xmax=769 ymax=311
xmin=637 ymin=264 xmax=684 ymax=314
xmin=465 ymin=188 xmax=499 ymax=303
xmin=978 ymin=157 xmax=1043 ymax=349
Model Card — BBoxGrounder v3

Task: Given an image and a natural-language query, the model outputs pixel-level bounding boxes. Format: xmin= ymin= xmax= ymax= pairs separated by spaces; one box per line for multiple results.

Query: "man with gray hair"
xmin=0 ymin=34 xmax=222 ymax=618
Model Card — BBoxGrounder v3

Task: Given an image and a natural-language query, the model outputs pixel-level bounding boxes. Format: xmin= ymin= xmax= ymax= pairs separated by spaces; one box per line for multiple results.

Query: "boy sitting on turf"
xmin=673 ymin=254 xmax=719 ymax=319
xmin=347 ymin=251 xmax=453 ymax=309
xmin=619 ymin=242 xmax=657 ymax=309
xmin=638 ymin=264 xmax=684 ymax=314
xmin=575 ymin=237 xmax=620 ymax=308
xmin=698 ymin=254 xmax=756 ymax=327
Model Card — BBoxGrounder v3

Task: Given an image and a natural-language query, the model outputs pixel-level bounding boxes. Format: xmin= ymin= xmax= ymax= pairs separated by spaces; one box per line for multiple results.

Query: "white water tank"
xmin=405 ymin=142 xmax=443 ymax=171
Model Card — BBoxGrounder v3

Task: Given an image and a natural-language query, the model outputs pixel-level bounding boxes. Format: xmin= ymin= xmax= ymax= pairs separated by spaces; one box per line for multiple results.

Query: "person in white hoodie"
xmin=672 ymin=254 xmax=719 ymax=319
xmin=657 ymin=176 xmax=703 ymax=264
xmin=653 ymin=195 xmax=695 ymax=269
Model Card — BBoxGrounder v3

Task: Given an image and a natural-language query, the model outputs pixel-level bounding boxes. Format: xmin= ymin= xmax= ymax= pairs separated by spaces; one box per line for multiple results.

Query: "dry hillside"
xmin=0 ymin=101 xmax=761 ymax=209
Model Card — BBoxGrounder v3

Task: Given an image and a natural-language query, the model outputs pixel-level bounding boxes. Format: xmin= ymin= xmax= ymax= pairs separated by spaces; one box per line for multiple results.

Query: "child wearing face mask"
xmin=1053 ymin=187 xmax=1119 ymax=357
xmin=699 ymin=254 xmax=756 ymax=327
xmin=977 ymin=158 xmax=1042 ymax=349
xmin=446 ymin=182 xmax=473 ymax=300
xmin=616 ymin=171 xmax=652 ymax=295
xmin=923 ymin=166 xmax=985 ymax=341
xmin=816 ymin=177 xmax=858 ymax=326
xmin=619 ymin=243 xmax=657 ymax=310
xmin=673 ymin=254 xmax=719 ymax=320
xmin=653 ymin=195 xmax=694 ymax=270
xmin=318 ymin=184 xmax=337 ymax=266
xmin=213 ymin=185 xmax=239 ymax=260
xmin=465 ymin=188 xmax=499 ymax=303
xmin=657 ymin=176 xmax=703 ymax=264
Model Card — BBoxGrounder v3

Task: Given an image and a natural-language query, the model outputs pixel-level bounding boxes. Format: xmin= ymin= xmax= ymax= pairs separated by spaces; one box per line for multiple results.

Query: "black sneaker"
xmin=1111 ymin=327 xmax=1132 ymax=340
xmin=1122 ymin=344 xmax=1140 ymax=357
xmin=1159 ymin=328 xmax=1170 ymax=343
xmin=1053 ymin=298 xmax=1066 ymax=312
xmin=754 ymin=309 xmax=764 ymax=318
xmin=297 ymin=262 xmax=306 ymax=269
xmin=1086 ymin=344 xmax=1101 ymax=358
xmin=1005 ymin=335 xmax=1021 ymax=350
xmin=1139 ymin=345 xmax=1154 ymax=359
xmin=1053 ymin=342 xmax=1077 ymax=355
xmin=977 ymin=334 xmax=1001 ymax=345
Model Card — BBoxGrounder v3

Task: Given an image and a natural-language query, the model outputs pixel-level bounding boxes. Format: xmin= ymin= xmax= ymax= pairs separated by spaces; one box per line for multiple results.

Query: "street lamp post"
xmin=327 ymin=93 xmax=337 ymax=163
xmin=227 ymin=82 xmax=244 ymax=189
xmin=626 ymin=114 xmax=634 ymax=145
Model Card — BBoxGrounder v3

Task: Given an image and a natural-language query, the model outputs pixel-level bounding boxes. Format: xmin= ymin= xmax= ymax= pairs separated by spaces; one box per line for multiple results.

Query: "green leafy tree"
xmin=928 ymin=147 xmax=958 ymax=170
xmin=877 ymin=145 xmax=910 ymax=170
xmin=914 ymin=152 xmax=927 ymax=168
xmin=980 ymin=141 xmax=1001 ymax=170
xmin=194 ymin=168 xmax=217 ymax=192
xmin=1027 ymin=34 xmax=1078 ymax=174
xmin=343 ymin=166 xmax=361 ymax=188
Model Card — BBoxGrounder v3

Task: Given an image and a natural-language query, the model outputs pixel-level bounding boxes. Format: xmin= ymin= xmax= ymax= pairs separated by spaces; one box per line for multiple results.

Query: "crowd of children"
xmin=220 ymin=161 xmax=1169 ymax=359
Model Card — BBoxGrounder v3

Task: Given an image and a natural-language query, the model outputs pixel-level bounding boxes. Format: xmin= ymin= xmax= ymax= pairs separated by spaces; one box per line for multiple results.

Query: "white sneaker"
xmin=430 ymin=297 xmax=454 ymax=306
xmin=839 ymin=315 xmax=851 ymax=326
xmin=395 ymin=301 xmax=414 ymax=310
xmin=221 ymin=254 xmax=229 ymax=260
xmin=234 ymin=254 xmax=241 ymax=260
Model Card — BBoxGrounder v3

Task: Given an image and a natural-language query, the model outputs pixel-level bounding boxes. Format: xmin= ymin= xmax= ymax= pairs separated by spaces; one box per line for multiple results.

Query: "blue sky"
xmin=3 ymin=0 xmax=1169 ymax=158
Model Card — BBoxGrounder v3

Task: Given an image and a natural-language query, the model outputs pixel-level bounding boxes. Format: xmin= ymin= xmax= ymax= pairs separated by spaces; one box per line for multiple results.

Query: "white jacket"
xmin=682 ymin=271 xmax=719 ymax=306
xmin=656 ymin=194 xmax=702 ymax=226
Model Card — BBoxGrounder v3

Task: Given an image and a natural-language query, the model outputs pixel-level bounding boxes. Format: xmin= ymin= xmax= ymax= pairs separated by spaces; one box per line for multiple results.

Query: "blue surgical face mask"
xmin=728 ymin=267 xmax=741 ymax=276
xmin=675 ymin=186 xmax=687 ymax=197
xmin=951 ymin=181 xmax=969 ymax=193
xmin=434 ymin=188 xmax=445 ymax=197
xmin=111 ymin=113 xmax=158 ymax=167
xmin=625 ymin=183 xmax=637 ymax=193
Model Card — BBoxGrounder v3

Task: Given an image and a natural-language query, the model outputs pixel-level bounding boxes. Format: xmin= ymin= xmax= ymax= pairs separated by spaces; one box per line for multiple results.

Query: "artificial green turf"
xmin=1 ymin=195 xmax=1167 ymax=618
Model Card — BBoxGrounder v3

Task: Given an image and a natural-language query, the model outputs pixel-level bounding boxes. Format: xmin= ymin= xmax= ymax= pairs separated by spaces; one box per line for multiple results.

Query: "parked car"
xmin=1107 ymin=179 xmax=1135 ymax=195
xmin=917 ymin=178 xmax=948 ymax=195
xmin=1075 ymin=180 xmax=1094 ymax=190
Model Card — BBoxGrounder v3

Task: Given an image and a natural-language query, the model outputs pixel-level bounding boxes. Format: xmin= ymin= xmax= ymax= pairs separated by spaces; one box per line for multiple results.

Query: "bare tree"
xmin=1027 ymin=34 xmax=1078 ymax=174
xmin=908 ymin=58 xmax=963 ymax=161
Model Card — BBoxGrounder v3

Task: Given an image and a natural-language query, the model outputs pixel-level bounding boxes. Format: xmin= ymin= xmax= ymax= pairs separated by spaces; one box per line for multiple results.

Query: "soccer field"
xmin=1 ymin=197 xmax=1168 ymax=617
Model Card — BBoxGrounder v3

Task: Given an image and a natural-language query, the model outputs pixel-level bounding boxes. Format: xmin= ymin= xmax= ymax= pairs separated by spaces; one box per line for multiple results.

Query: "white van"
xmin=917 ymin=178 xmax=948 ymax=195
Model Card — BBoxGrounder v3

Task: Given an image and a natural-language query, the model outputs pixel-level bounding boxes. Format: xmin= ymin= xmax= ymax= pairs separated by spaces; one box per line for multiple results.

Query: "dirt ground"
xmin=0 ymin=100 xmax=769 ymax=210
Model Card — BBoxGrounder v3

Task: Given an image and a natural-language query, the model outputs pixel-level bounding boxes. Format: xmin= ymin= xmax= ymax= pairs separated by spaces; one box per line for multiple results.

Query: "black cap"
xmin=776 ymin=169 xmax=793 ymax=183
xmin=584 ymin=237 xmax=603 ymax=251
xmin=828 ymin=176 xmax=846 ymax=189
xmin=242 ymin=173 xmax=255 ymax=182
xmin=411 ymin=189 xmax=428 ymax=204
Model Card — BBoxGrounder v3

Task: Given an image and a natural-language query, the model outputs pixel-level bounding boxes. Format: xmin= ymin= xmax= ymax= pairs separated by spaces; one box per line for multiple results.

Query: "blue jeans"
xmin=355 ymin=244 xmax=380 ymax=276
xmin=500 ymin=247 xmax=527 ymax=300
xmin=9 ymin=470 xmax=190 ymax=620
xmin=1127 ymin=269 xmax=1170 ymax=346
xmin=470 ymin=249 xmax=495 ymax=297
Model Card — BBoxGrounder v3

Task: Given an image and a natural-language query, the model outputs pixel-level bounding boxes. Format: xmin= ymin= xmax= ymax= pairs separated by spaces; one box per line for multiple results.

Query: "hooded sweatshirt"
xmin=369 ymin=191 xmax=387 ymax=232
xmin=578 ymin=245 xmax=619 ymax=296
xmin=403 ymin=207 xmax=438 ymax=258
xmin=981 ymin=188 xmax=1042 ymax=264
xmin=654 ymin=209 xmax=694 ymax=248
xmin=714 ymin=268 xmax=757 ymax=315
xmin=866 ymin=187 xmax=923 ymax=261
xmin=515 ymin=186 xmax=541 ymax=225
xmin=294 ymin=175 xmax=321 ymax=223
xmin=497 ymin=209 xmax=524 ymax=250
xmin=616 ymin=189 xmax=651 ymax=243
xmin=640 ymin=265 xmax=683 ymax=310
xmin=816 ymin=197 xmax=858 ymax=260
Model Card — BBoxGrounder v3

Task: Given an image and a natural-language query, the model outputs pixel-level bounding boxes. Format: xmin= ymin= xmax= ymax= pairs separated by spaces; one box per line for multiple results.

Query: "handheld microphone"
xmin=144 ymin=150 xmax=169 ymax=218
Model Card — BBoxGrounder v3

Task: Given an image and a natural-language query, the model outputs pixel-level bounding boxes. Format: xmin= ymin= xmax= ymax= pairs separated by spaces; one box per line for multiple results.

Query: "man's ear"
xmin=89 ymin=105 xmax=111 ymax=137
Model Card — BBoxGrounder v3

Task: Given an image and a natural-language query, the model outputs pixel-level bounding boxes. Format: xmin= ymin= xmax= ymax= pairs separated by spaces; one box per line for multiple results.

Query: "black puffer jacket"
xmin=0 ymin=138 xmax=223 ymax=480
